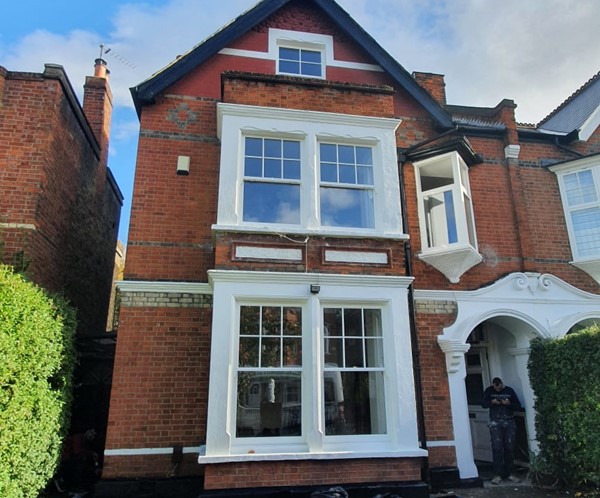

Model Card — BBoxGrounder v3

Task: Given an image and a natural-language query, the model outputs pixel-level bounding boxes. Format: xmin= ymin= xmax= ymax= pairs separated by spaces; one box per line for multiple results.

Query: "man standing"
xmin=481 ymin=377 xmax=522 ymax=485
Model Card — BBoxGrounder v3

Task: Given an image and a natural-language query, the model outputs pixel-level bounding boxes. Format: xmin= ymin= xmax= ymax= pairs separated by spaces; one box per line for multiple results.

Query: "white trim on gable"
xmin=218 ymin=28 xmax=383 ymax=73
xmin=579 ymin=104 xmax=600 ymax=141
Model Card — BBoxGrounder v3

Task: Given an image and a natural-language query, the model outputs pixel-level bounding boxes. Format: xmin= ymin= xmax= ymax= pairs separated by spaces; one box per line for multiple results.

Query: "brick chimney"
xmin=412 ymin=72 xmax=446 ymax=106
xmin=83 ymin=58 xmax=113 ymax=169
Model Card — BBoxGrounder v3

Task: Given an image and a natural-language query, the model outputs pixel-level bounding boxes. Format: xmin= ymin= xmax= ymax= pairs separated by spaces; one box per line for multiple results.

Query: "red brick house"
xmin=0 ymin=60 xmax=122 ymax=337
xmin=102 ymin=0 xmax=600 ymax=496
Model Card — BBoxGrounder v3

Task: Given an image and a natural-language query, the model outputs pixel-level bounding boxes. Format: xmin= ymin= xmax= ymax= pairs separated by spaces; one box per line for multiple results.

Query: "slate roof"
xmin=537 ymin=71 xmax=600 ymax=134
xmin=130 ymin=0 xmax=453 ymax=128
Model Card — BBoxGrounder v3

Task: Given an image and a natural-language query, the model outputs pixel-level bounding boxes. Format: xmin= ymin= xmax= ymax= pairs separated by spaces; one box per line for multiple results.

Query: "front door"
xmin=465 ymin=346 xmax=492 ymax=462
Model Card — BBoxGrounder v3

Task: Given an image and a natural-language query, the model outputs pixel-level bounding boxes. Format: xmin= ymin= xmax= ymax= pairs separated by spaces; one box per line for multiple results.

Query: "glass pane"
xmin=357 ymin=166 xmax=373 ymax=185
xmin=283 ymin=307 xmax=302 ymax=335
xmin=283 ymin=337 xmax=302 ymax=366
xmin=301 ymin=50 xmax=321 ymax=63
xmin=325 ymin=371 xmax=386 ymax=435
xmin=338 ymin=145 xmax=355 ymax=164
xmin=261 ymin=306 xmax=281 ymax=335
xmin=244 ymin=157 xmax=262 ymax=177
xmin=344 ymin=339 xmax=364 ymax=367
xmin=365 ymin=337 xmax=384 ymax=368
xmin=283 ymin=140 xmax=300 ymax=159
xmin=465 ymin=373 xmax=484 ymax=405
xmin=344 ymin=308 xmax=362 ymax=336
xmin=264 ymin=158 xmax=281 ymax=179
xmin=261 ymin=337 xmax=281 ymax=367
xmin=565 ymin=170 xmax=597 ymax=207
xmin=239 ymin=306 xmax=260 ymax=335
xmin=283 ymin=160 xmax=301 ymax=180
xmin=324 ymin=337 xmax=343 ymax=367
xmin=245 ymin=137 xmax=262 ymax=157
xmin=243 ymin=182 xmax=300 ymax=224
xmin=302 ymin=63 xmax=322 ymax=77
xmin=424 ymin=189 xmax=457 ymax=247
xmin=356 ymin=147 xmax=373 ymax=165
xmin=339 ymin=165 xmax=356 ymax=184
xmin=279 ymin=60 xmax=299 ymax=74
xmin=264 ymin=139 xmax=282 ymax=158
xmin=419 ymin=161 xmax=453 ymax=191
xmin=239 ymin=337 xmax=259 ymax=367
xmin=236 ymin=371 xmax=301 ymax=437
xmin=320 ymin=143 xmax=337 ymax=162
xmin=323 ymin=308 xmax=342 ymax=336
xmin=279 ymin=47 xmax=299 ymax=61
xmin=571 ymin=207 xmax=600 ymax=257
xmin=320 ymin=187 xmax=374 ymax=228
xmin=321 ymin=163 xmax=337 ymax=182
xmin=363 ymin=309 xmax=382 ymax=337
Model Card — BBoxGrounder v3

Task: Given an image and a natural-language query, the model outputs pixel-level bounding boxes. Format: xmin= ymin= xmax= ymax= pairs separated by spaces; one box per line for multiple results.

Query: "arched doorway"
xmin=432 ymin=272 xmax=600 ymax=479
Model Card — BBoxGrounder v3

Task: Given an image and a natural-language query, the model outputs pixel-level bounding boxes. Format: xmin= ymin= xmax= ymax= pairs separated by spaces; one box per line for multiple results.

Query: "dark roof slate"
xmin=130 ymin=0 xmax=453 ymax=127
xmin=537 ymin=71 xmax=600 ymax=134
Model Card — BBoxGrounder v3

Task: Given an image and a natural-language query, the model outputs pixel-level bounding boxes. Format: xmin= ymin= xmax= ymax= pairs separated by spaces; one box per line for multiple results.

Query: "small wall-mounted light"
xmin=176 ymin=155 xmax=190 ymax=176
xmin=310 ymin=284 xmax=320 ymax=294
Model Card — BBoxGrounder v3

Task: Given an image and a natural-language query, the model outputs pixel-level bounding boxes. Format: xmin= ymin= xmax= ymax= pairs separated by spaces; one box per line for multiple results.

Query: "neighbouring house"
xmin=101 ymin=1 xmax=600 ymax=496
xmin=0 ymin=60 xmax=123 ymax=442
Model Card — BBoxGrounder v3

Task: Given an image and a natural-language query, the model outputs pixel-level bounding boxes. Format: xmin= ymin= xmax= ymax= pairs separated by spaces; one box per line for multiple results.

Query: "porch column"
xmin=507 ymin=347 xmax=538 ymax=453
xmin=438 ymin=338 xmax=478 ymax=479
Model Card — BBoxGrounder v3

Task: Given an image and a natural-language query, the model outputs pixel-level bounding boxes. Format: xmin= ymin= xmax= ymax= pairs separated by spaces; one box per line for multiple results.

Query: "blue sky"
xmin=2 ymin=0 xmax=599 ymax=245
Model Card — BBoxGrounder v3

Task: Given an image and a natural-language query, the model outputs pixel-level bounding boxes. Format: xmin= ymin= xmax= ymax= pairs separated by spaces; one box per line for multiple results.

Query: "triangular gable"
xmin=130 ymin=0 xmax=453 ymax=128
xmin=538 ymin=71 xmax=600 ymax=141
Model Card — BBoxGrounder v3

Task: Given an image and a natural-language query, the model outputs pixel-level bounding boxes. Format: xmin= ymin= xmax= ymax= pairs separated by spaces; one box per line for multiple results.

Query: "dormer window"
xmin=278 ymin=46 xmax=323 ymax=78
xmin=413 ymin=151 xmax=482 ymax=283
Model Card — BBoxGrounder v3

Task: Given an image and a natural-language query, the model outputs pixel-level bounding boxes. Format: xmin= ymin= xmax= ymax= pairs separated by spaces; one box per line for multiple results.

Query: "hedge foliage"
xmin=528 ymin=325 xmax=600 ymax=487
xmin=0 ymin=265 xmax=76 ymax=498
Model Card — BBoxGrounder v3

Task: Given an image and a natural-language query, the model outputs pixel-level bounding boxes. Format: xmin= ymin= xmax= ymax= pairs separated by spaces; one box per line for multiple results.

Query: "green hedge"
xmin=0 ymin=265 xmax=76 ymax=498
xmin=528 ymin=325 xmax=600 ymax=487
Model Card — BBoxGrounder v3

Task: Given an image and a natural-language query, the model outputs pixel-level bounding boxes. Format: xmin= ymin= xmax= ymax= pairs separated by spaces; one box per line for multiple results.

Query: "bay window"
xmin=202 ymin=271 xmax=425 ymax=462
xmin=550 ymin=155 xmax=600 ymax=283
xmin=413 ymin=151 xmax=482 ymax=283
xmin=215 ymin=103 xmax=404 ymax=239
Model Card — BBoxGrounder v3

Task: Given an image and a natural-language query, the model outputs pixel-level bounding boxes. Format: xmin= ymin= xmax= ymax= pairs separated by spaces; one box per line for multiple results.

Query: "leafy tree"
xmin=0 ymin=264 xmax=76 ymax=498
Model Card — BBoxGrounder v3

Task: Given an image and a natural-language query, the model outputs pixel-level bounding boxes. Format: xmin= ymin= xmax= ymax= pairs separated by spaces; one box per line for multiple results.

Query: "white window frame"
xmin=414 ymin=151 xmax=478 ymax=254
xmin=215 ymin=103 xmax=404 ymax=239
xmin=201 ymin=270 xmax=425 ymax=463
xmin=550 ymin=156 xmax=600 ymax=262
xmin=270 ymin=29 xmax=331 ymax=79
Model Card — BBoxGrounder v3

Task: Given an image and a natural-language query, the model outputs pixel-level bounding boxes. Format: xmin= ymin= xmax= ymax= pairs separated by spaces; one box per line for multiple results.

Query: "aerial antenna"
xmin=98 ymin=43 xmax=137 ymax=69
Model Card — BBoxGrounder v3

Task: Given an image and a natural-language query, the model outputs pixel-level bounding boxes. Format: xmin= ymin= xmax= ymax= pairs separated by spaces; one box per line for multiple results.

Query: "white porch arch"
xmin=415 ymin=272 xmax=600 ymax=479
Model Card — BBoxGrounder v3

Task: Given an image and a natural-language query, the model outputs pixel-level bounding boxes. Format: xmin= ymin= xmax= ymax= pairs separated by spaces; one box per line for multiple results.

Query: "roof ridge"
xmin=537 ymin=70 xmax=600 ymax=127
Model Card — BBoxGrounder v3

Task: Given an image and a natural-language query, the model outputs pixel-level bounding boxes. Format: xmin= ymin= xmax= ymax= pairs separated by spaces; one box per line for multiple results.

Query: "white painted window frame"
xmin=550 ymin=156 xmax=600 ymax=262
xmin=414 ymin=151 xmax=479 ymax=254
xmin=202 ymin=270 xmax=424 ymax=463
xmin=215 ymin=103 xmax=404 ymax=239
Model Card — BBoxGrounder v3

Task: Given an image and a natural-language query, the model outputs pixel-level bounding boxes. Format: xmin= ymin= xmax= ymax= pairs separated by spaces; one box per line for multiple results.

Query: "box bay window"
xmin=216 ymin=103 xmax=404 ymax=239
xmin=202 ymin=271 xmax=425 ymax=462
xmin=414 ymin=151 xmax=481 ymax=283
xmin=551 ymin=155 xmax=600 ymax=283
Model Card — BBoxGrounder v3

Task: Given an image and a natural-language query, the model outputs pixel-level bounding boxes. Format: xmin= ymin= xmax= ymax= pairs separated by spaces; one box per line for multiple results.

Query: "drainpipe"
xmin=397 ymin=151 xmax=429 ymax=484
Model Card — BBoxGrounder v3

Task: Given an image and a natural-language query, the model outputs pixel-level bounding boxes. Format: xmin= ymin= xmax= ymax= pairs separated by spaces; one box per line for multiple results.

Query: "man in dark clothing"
xmin=481 ymin=377 xmax=522 ymax=485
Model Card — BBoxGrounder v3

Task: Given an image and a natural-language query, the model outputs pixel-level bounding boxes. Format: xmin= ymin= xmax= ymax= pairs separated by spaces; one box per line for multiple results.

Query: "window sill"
xmin=197 ymin=447 xmax=428 ymax=464
xmin=211 ymin=224 xmax=409 ymax=241
xmin=418 ymin=244 xmax=482 ymax=283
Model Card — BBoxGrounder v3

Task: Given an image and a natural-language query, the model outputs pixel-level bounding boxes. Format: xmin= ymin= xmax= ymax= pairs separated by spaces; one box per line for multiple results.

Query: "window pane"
xmin=321 ymin=163 xmax=337 ymax=182
xmin=320 ymin=143 xmax=337 ymax=162
xmin=283 ymin=337 xmax=302 ymax=366
xmin=279 ymin=47 xmax=299 ymax=61
xmin=363 ymin=309 xmax=382 ymax=337
xmin=243 ymin=183 xmax=300 ymax=224
xmin=344 ymin=339 xmax=364 ymax=367
xmin=565 ymin=170 xmax=597 ymax=207
xmin=338 ymin=145 xmax=355 ymax=164
xmin=283 ymin=307 xmax=302 ymax=335
xmin=320 ymin=187 xmax=374 ymax=228
xmin=245 ymin=137 xmax=262 ymax=157
xmin=283 ymin=160 xmax=301 ymax=180
xmin=264 ymin=139 xmax=282 ymax=158
xmin=325 ymin=371 xmax=386 ymax=435
xmin=262 ymin=306 xmax=281 ymax=335
xmin=302 ymin=63 xmax=322 ymax=77
xmin=279 ymin=60 xmax=299 ymax=74
xmin=283 ymin=140 xmax=300 ymax=159
xmin=240 ymin=306 xmax=260 ymax=335
xmin=365 ymin=338 xmax=384 ymax=368
xmin=264 ymin=158 xmax=281 ymax=179
xmin=339 ymin=165 xmax=356 ymax=184
xmin=571 ymin=207 xmax=600 ymax=257
xmin=239 ymin=337 xmax=259 ymax=367
xmin=357 ymin=166 xmax=373 ymax=185
xmin=261 ymin=337 xmax=281 ymax=367
xmin=236 ymin=372 xmax=302 ymax=437
xmin=301 ymin=49 xmax=321 ymax=64
xmin=423 ymin=189 xmax=457 ymax=247
xmin=344 ymin=308 xmax=362 ymax=336
xmin=244 ymin=157 xmax=262 ymax=177
xmin=356 ymin=146 xmax=373 ymax=165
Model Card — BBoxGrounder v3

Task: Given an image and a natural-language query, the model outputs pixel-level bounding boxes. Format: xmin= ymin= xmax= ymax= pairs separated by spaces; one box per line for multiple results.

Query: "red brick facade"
xmin=104 ymin=0 xmax=600 ymax=495
xmin=0 ymin=62 xmax=122 ymax=336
